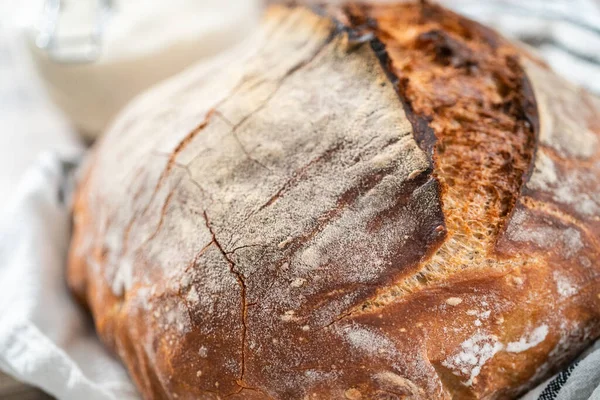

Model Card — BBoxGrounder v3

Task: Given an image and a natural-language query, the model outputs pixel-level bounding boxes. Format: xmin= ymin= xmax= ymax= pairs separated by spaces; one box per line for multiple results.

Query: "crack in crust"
xmin=199 ymin=212 xmax=275 ymax=399
xmin=183 ymin=12 xmax=338 ymax=172
xmin=201 ymin=211 xmax=250 ymax=392
xmin=255 ymin=142 xmax=344 ymax=214
xmin=119 ymin=111 xmax=215 ymax=256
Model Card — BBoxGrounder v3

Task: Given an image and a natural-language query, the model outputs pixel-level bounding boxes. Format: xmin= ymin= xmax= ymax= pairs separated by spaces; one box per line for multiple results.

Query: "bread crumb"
xmin=446 ymin=297 xmax=463 ymax=306
xmin=302 ymin=325 xmax=310 ymax=331
xmin=344 ymin=388 xmax=362 ymax=399
xmin=196 ymin=370 xmax=202 ymax=377
xmin=399 ymin=328 xmax=407 ymax=332
xmin=215 ymin=382 xmax=219 ymax=388
xmin=474 ymin=319 xmax=482 ymax=327
xmin=416 ymin=322 xmax=423 ymax=328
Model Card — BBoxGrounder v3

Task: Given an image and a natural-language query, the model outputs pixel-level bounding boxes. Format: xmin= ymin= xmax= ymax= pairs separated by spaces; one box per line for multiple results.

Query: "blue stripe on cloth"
xmin=538 ymin=363 xmax=579 ymax=400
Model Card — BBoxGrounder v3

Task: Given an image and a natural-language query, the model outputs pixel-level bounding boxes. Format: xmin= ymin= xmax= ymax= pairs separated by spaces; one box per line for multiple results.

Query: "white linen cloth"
xmin=0 ymin=153 xmax=139 ymax=400
xmin=0 ymin=1 xmax=598 ymax=399
xmin=522 ymin=340 xmax=600 ymax=400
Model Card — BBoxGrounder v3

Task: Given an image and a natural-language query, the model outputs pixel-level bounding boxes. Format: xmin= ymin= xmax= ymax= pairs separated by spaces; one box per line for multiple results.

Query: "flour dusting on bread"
xmin=66 ymin=3 xmax=600 ymax=399
xmin=442 ymin=333 xmax=503 ymax=386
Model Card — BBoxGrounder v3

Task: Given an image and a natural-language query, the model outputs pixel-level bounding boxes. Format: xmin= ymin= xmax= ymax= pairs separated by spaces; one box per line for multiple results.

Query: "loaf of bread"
xmin=68 ymin=2 xmax=600 ymax=399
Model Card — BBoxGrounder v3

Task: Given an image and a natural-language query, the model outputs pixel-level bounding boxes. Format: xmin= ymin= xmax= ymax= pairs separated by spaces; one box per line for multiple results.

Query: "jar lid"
xmin=32 ymin=0 xmax=113 ymax=64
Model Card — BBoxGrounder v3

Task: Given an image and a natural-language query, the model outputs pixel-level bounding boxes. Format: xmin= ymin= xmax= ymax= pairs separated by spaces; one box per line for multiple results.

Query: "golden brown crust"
xmin=68 ymin=2 xmax=600 ymax=399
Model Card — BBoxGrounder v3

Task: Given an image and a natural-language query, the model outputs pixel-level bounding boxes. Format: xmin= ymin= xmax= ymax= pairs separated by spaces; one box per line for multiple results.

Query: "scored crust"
xmin=68 ymin=2 xmax=600 ymax=399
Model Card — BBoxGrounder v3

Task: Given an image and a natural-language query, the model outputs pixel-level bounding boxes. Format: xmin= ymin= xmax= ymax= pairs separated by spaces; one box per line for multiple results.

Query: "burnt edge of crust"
xmin=493 ymin=69 xmax=541 ymax=248
xmin=336 ymin=2 xmax=540 ymax=257
xmin=338 ymin=5 xmax=446 ymax=248
xmin=421 ymin=2 xmax=542 ymax=244
xmin=315 ymin=4 xmax=439 ymax=160
xmin=369 ymin=37 xmax=439 ymax=160
xmin=313 ymin=6 xmax=449 ymax=297
xmin=475 ymin=50 xmax=540 ymax=255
